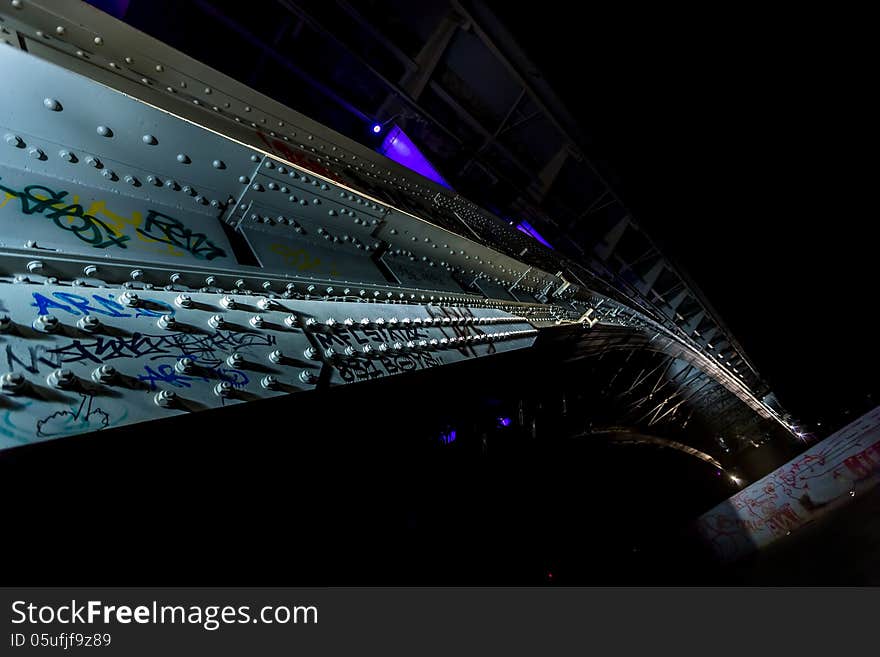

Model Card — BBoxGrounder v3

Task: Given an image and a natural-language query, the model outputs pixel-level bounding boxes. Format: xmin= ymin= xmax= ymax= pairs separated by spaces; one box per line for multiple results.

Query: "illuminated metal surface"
xmin=0 ymin=0 xmax=792 ymax=455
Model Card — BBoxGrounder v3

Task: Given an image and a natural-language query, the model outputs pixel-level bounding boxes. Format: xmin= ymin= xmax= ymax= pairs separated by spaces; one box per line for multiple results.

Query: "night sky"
xmin=496 ymin=4 xmax=877 ymax=435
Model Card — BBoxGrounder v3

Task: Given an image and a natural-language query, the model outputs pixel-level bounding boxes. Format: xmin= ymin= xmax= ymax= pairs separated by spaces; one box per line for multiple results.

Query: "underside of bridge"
xmin=0 ymin=0 xmax=822 ymax=583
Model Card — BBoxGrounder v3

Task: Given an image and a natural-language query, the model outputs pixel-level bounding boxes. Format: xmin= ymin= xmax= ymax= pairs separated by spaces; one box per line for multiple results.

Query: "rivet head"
xmin=175 ymin=357 xmax=195 ymax=374
xmin=77 ymin=315 xmax=101 ymax=332
xmin=93 ymin=36 xmax=103 ymax=45
xmin=0 ymin=372 xmax=26 ymax=394
xmin=28 ymin=148 xmax=45 ymax=160
xmin=0 ymin=315 xmax=12 ymax=332
xmin=91 ymin=365 xmax=116 ymax=383
xmin=155 ymin=390 xmax=177 ymax=407
xmin=96 ymin=125 xmax=112 ymax=137
xmin=142 ymin=134 xmax=157 ymax=145
xmin=116 ymin=291 xmax=138 ymax=308
xmin=47 ymin=368 xmax=75 ymax=389
xmin=33 ymin=314 xmax=60 ymax=333
xmin=43 ymin=98 xmax=62 ymax=111
xmin=176 ymin=153 xmax=190 ymax=163
xmin=212 ymin=159 xmax=225 ymax=169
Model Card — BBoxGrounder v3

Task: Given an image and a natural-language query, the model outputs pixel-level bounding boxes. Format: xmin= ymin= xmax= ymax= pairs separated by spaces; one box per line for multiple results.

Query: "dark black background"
xmin=496 ymin=3 xmax=877 ymax=433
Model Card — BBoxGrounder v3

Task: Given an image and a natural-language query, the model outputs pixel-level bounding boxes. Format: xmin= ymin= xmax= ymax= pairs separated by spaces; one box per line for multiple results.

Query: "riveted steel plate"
xmin=0 ymin=282 xmax=537 ymax=450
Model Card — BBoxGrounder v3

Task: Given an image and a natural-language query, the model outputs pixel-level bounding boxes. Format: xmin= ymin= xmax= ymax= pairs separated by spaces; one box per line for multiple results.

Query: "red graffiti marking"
xmin=842 ymin=439 xmax=880 ymax=479
xmin=255 ymin=132 xmax=343 ymax=183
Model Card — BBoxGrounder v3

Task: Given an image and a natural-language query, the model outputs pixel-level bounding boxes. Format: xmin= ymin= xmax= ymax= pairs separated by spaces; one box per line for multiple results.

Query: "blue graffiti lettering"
xmin=31 ymin=291 xmax=174 ymax=318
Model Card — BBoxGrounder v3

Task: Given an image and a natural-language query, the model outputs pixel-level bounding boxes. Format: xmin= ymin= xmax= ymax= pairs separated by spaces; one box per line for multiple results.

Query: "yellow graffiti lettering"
xmin=269 ymin=242 xmax=333 ymax=273
xmin=85 ymin=199 xmax=185 ymax=257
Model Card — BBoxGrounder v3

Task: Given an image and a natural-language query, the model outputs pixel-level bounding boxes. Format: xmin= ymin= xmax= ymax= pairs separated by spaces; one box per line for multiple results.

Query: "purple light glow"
xmin=497 ymin=416 xmax=512 ymax=428
xmin=378 ymin=126 xmax=451 ymax=189
xmin=440 ymin=429 xmax=457 ymax=445
xmin=515 ymin=220 xmax=553 ymax=249
xmin=371 ymin=123 xmax=383 ymax=134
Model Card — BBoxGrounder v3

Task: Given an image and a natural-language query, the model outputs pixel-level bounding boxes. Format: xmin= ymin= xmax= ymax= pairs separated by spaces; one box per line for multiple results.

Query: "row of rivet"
xmin=0 ymin=366 xmax=316 ymax=399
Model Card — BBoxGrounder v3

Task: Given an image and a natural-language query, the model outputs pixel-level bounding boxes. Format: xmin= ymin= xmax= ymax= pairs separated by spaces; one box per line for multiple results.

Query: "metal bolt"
xmin=119 ymin=291 xmax=139 ymax=307
xmin=249 ymin=315 xmax=265 ymax=328
xmin=44 ymin=97 xmax=62 ymax=111
xmin=220 ymin=296 xmax=236 ymax=309
xmin=5 ymin=133 xmax=23 ymax=148
xmin=33 ymin=314 xmax=60 ymax=333
xmin=0 ymin=315 xmax=11 ymax=332
xmin=155 ymin=390 xmax=177 ymax=408
xmin=96 ymin=125 xmax=112 ymax=137
xmin=299 ymin=370 xmax=318 ymax=384
xmin=157 ymin=314 xmax=176 ymax=330
xmin=266 ymin=349 xmax=284 ymax=364
xmin=170 ymin=358 xmax=196 ymax=377
xmin=214 ymin=381 xmax=233 ymax=397
xmin=47 ymin=368 xmax=75 ymax=389
xmin=257 ymin=297 xmax=273 ymax=311
xmin=344 ymin=346 xmax=357 ymax=356
xmin=176 ymin=153 xmax=190 ymax=163
xmin=304 ymin=346 xmax=319 ymax=360
xmin=26 ymin=260 xmax=44 ymax=273
xmin=77 ymin=315 xmax=101 ymax=332
xmin=28 ymin=148 xmax=45 ymax=160
xmin=283 ymin=315 xmax=298 ymax=329
xmin=261 ymin=375 xmax=279 ymax=390
xmin=227 ymin=352 xmax=244 ymax=367
xmin=209 ymin=314 xmax=225 ymax=329
xmin=0 ymin=372 xmax=26 ymax=394
xmin=91 ymin=365 xmax=116 ymax=383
